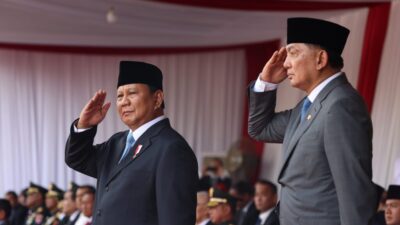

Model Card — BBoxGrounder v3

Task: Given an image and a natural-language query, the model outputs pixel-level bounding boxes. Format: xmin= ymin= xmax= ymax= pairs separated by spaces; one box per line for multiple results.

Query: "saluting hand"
xmin=260 ymin=47 xmax=288 ymax=84
xmin=77 ymin=90 xmax=111 ymax=129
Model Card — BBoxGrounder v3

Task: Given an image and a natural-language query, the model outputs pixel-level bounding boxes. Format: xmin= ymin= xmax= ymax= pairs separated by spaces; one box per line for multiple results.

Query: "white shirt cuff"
xmin=73 ymin=125 xmax=91 ymax=133
xmin=253 ymin=75 xmax=278 ymax=92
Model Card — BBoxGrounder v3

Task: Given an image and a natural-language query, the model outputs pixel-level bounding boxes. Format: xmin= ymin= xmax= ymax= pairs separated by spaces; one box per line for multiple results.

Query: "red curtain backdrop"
xmin=243 ymin=40 xmax=281 ymax=182
xmin=357 ymin=3 xmax=391 ymax=113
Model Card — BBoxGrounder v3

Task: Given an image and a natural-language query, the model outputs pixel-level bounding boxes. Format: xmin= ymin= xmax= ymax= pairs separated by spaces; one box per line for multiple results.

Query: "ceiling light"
xmin=106 ymin=6 xmax=117 ymax=24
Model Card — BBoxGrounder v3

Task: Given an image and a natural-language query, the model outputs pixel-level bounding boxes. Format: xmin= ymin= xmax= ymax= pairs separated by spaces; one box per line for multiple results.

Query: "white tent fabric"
xmin=371 ymin=0 xmax=400 ymax=187
xmin=0 ymin=0 xmax=365 ymax=47
xmin=0 ymin=49 xmax=246 ymax=193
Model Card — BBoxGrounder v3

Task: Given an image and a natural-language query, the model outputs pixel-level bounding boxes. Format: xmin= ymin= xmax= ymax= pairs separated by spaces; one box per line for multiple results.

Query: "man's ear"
xmin=154 ymin=90 xmax=164 ymax=110
xmin=316 ymin=50 xmax=329 ymax=70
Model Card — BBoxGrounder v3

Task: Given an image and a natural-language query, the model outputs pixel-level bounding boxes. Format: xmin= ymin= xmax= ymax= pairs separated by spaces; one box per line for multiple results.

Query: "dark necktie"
xmin=300 ymin=97 xmax=312 ymax=121
xmin=255 ymin=217 xmax=262 ymax=225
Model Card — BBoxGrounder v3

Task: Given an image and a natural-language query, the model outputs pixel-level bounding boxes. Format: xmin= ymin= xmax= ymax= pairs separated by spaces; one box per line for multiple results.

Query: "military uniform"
xmin=45 ymin=184 xmax=65 ymax=225
xmin=208 ymin=188 xmax=236 ymax=225
xmin=25 ymin=183 xmax=51 ymax=225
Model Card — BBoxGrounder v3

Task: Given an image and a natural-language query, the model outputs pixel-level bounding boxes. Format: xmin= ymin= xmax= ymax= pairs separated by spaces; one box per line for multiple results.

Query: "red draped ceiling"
xmin=0 ymin=1 xmax=391 ymax=181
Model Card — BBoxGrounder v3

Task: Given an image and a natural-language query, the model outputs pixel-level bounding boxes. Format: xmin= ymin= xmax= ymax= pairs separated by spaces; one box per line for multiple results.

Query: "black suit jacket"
xmin=65 ymin=119 xmax=199 ymax=225
xmin=9 ymin=204 xmax=28 ymax=225
xmin=262 ymin=210 xmax=280 ymax=225
xmin=236 ymin=202 xmax=259 ymax=225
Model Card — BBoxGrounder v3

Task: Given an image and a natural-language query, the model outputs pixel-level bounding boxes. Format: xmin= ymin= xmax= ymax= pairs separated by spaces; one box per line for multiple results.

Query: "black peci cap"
xmin=117 ymin=61 xmax=163 ymax=90
xmin=387 ymin=185 xmax=400 ymax=200
xmin=287 ymin=17 xmax=350 ymax=55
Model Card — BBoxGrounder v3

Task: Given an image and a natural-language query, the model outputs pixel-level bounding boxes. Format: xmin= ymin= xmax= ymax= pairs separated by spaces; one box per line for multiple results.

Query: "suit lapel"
xmin=105 ymin=119 xmax=170 ymax=186
xmin=278 ymin=74 xmax=349 ymax=179
xmin=263 ymin=211 xmax=278 ymax=225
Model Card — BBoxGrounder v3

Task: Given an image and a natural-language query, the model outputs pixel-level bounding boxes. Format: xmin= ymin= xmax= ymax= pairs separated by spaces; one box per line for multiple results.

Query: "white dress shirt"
xmin=258 ymin=208 xmax=274 ymax=225
xmin=74 ymin=214 xmax=92 ymax=225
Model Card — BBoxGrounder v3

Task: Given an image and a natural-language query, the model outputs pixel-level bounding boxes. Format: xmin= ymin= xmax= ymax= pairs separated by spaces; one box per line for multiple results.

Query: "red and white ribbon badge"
xmin=133 ymin=145 xmax=143 ymax=158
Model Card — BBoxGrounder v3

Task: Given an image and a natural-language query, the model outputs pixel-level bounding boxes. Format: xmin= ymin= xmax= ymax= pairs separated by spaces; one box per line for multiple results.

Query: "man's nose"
xmin=283 ymin=57 xmax=290 ymax=69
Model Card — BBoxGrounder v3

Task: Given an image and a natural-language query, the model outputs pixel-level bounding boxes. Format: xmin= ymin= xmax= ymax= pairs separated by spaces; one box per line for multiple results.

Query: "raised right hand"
xmin=260 ymin=47 xmax=288 ymax=84
xmin=77 ymin=90 xmax=111 ymax=129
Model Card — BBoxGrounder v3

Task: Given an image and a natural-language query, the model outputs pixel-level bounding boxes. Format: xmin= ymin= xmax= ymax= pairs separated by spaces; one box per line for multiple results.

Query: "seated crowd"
xmin=197 ymin=159 xmax=400 ymax=225
xmin=197 ymin=179 xmax=400 ymax=225
xmin=1 ymin=176 xmax=399 ymax=225
xmin=1 ymin=182 xmax=95 ymax=225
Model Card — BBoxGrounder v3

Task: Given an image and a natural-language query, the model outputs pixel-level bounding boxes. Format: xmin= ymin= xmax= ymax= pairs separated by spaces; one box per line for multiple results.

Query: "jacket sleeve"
xmin=247 ymin=83 xmax=291 ymax=143
xmin=155 ymin=141 xmax=199 ymax=225
xmin=324 ymin=98 xmax=377 ymax=225
xmin=65 ymin=119 xmax=101 ymax=178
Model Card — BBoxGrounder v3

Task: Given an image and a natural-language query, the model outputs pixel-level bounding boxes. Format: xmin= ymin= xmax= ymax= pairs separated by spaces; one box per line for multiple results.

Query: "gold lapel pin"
xmin=307 ymin=114 xmax=312 ymax=120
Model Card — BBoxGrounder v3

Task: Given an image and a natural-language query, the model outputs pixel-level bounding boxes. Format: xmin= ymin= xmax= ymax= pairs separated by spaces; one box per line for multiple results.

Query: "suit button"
xmin=97 ymin=209 xmax=101 ymax=216
xmin=106 ymin=186 xmax=109 ymax=192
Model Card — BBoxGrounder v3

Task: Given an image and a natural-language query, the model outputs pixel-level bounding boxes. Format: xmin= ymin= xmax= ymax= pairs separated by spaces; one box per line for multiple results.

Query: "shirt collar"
xmin=130 ymin=115 xmax=166 ymax=141
xmin=242 ymin=201 xmax=252 ymax=212
xmin=198 ymin=219 xmax=211 ymax=225
xmin=70 ymin=211 xmax=80 ymax=221
xmin=308 ymin=72 xmax=342 ymax=103
xmin=259 ymin=208 xmax=274 ymax=224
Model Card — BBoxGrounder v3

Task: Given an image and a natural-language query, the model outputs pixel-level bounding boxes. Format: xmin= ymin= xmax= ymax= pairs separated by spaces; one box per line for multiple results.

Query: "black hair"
xmin=307 ymin=44 xmax=344 ymax=70
xmin=79 ymin=185 xmax=96 ymax=195
xmin=256 ymin=179 xmax=278 ymax=195
xmin=5 ymin=191 xmax=18 ymax=200
xmin=232 ymin=181 xmax=254 ymax=196
xmin=148 ymin=85 xmax=165 ymax=109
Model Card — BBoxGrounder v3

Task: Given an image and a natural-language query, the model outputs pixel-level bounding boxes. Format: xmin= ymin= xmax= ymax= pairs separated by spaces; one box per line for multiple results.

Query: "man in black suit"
xmin=253 ymin=180 xmax=279 ymax=225
xmin=230 ymin=181 xmax=258 ymax=225
xmin=65 ymin=61 xmax=198 ymax=225
xmin=0 ymin=199 xmax=12 ymax=225
xmin=59 ymin=187 xmax=80 ymax=225
xmin=5 ymin=191 xmax=28 ymax=225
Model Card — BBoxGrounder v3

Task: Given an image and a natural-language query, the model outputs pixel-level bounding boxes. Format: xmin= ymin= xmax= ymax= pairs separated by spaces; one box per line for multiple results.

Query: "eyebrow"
xmin=286 ymin=45 xmax=296 ymax=52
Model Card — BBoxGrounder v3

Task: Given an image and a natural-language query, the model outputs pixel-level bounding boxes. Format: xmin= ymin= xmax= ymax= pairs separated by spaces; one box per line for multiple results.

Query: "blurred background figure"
xmin=45 ymin=184 xmax=64 ymax=225
xmin=25 ymin=183 xmax=50 ymax=225
xmin=385 ymin=185 xmax=400 ymax=225
xmin=369 ymin=184 xmax=386 ymax=225
xmin=75 ymin=187 xmax=95 ymax=225
xmin=0 ymin=198 xmax=12 ymax=225
xmin=196 ymin=190 xmax=213 ymax=225
xmin=75 ymin=186 xmax=94 ymax=213
xmin=253 ymin=180 xmax=279 ymax=225
xmin=5 ymin=191 xmax=28 ymax=225
xmin=18 ymin=190 xmax=28 ymax=208
xmin=201 ymin=158 xmax=232 ymax=192
xmin=229 ymin=181 xmax=258 ymax=225
xmin=208 ymin=188 xmax=236 ymax=225
xmin=59 ymin=184 xmax=80 ymax=225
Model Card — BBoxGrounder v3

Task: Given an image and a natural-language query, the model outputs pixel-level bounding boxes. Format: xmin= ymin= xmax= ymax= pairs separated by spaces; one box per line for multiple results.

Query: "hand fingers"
xmin=93 ymin=90 xmax=107 ymax=107
xmin=277 ymin=47 xmax=287 ymax=62
xmin=101 ymin=102 xmax=112 ymax=116
xmin=269 ymin=50 xmax=279 ymax=64
xmin=85 ymin=90 xmax=107 ymax=111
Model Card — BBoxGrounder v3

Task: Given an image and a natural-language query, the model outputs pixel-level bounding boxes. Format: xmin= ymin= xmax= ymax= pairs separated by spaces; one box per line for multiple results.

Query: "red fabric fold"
xmin=357 ymin=3 xmax=391 ymax=113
